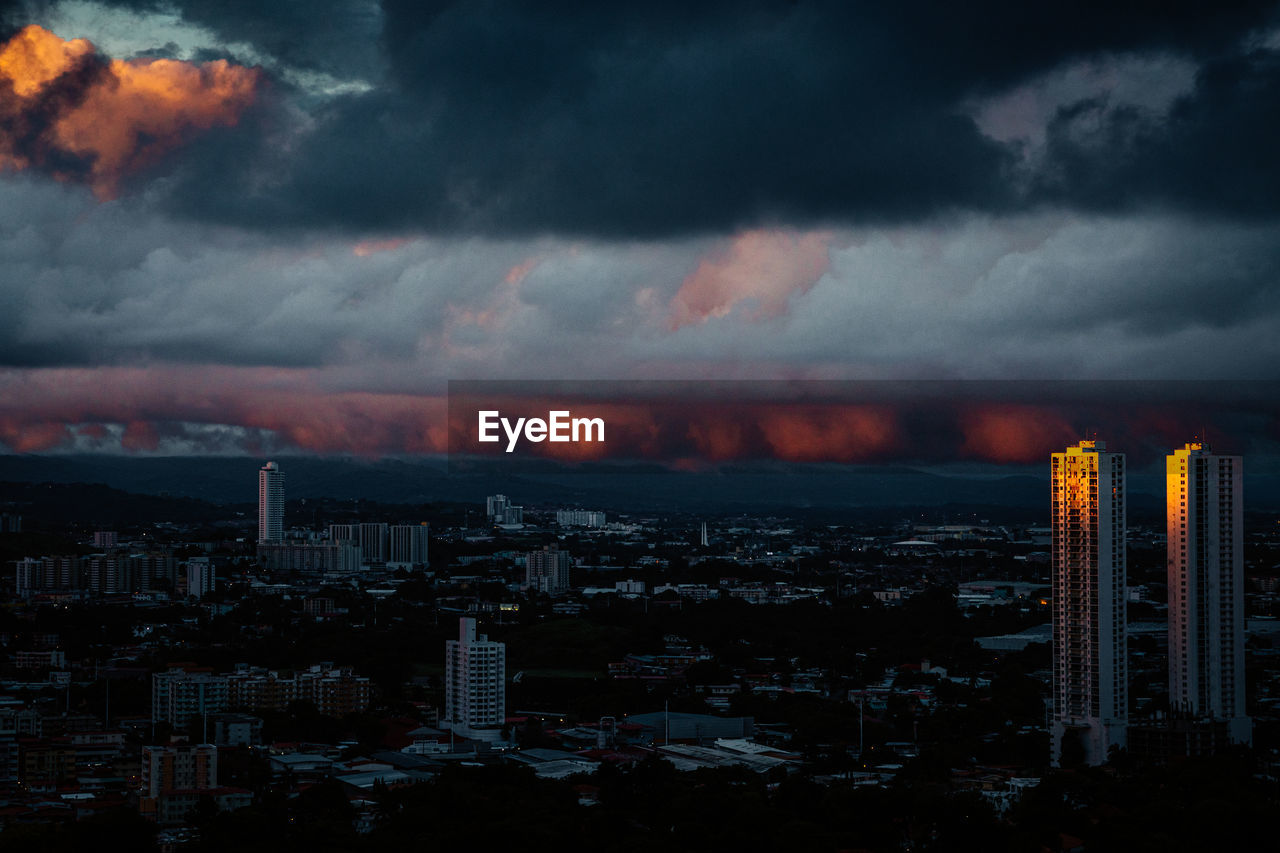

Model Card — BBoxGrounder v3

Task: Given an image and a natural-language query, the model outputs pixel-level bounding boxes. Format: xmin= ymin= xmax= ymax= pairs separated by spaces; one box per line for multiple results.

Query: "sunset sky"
xmin=2 ymin=2 xmax=1279 ymax=460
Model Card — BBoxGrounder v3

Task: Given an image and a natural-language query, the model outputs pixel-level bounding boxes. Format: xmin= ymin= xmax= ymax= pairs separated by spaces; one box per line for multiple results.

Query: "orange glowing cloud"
xmin=0 ymin=417 xmax=72 ymax=452
xmin=0 ymin=25 xmax=260 ymax=198
xmin=668 ymin=229 xmax=832 ymax=330
xmin=0 ymin=23 xmax=94 ymax=97
xmin=756 ymin=405 xmax=898 ymax=463
xmin=1 ymin=370 xmax=1269 ymax=466
xmin=959 ymin=404 xmax=1079 ymax=463
xmin=0 ymin=367 xmax=449 ymax=457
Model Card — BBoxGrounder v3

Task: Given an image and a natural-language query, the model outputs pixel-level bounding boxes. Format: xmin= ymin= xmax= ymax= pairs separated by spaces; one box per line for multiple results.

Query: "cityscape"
xmin=5 ymin=1 xmax=1280 ymax=850
xmin=1 ymin=437 xmax=1279 ymax=850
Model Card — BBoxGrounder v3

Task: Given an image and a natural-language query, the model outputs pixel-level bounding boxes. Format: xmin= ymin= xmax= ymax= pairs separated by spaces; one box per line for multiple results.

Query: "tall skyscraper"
xmin=445 ymin=617 xmax=506 ymax=740
xmin=258 ymin=461 xmax=284 ymax=542
xmin=1051 ymin=440 xmax=1127 ymax=766
xmin=1167 ymin=443 xmax=1251 ymax=744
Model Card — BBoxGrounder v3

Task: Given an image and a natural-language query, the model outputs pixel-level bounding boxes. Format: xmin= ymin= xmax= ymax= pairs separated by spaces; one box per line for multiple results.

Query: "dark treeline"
xmin=6 ymin=754 xmax=1276 ymax=852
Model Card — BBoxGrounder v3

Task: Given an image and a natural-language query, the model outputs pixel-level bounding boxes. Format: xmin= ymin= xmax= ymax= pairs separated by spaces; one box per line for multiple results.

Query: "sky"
xmin=2 ymin=1 xmax=1280 ymax=460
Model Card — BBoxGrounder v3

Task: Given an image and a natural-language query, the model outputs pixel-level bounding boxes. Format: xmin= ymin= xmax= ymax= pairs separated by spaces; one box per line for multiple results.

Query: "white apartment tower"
xmin=258 ymin=461 xmax=284 ymax=542
xmin=445 ymin=617 xmax=506 ymax=739
xmin=1167 ymin=443 xmax=1251 ymax=744
xmin=1051 ymin=440 xmax=1127 ymax=766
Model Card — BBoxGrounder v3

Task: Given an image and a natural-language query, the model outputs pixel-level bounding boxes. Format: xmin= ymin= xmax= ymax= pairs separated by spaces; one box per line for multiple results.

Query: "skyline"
xmin=2 ymin=3 xmax=1280 ymax=459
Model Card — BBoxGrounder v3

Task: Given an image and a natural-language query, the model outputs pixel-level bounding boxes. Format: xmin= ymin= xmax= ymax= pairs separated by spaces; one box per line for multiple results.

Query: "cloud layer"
xmin=1 ymin=2 xmax=1280 ymax=458
xmin=0 ymin=25 xmax=259 ymax=197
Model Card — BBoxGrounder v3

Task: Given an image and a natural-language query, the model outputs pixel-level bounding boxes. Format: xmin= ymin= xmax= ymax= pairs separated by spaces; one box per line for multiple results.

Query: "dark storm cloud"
xmin=1036 ymin=48 xmax=1280 ymax=217
xmin=143 ymin=0 xmax=1280 ymax=236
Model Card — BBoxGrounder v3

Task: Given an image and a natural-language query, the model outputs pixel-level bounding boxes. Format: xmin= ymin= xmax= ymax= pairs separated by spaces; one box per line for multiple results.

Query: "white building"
xmin=258 ymin=461 xmax=284 ymax=542
xmin=1050 ymin=440 xmax=1127 ymax=766
xmin=1167 ymin=443 xmax=1251 ymax=744
xmin=445 ymin=617 xmax=506 ymax=740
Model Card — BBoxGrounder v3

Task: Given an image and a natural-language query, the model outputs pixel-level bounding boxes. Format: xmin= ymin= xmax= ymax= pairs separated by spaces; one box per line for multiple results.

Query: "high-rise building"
xmin=1050 ymin=440 xmax=1127 ymax=766
xmin=358 ymin=522 xmax=389 ymax=563
xmin=445 ymin=617 xmax=506 ymax=740
xmin=88 ymin=554 xmax=124 ymax=594
xmin=14 ymin=557 xmax=39 ymax=598
xmin=258 ymin=461 xmax=284 ymax=542
xmin=556 ymin=510 xmax=606 ymax=527
xmin=389 ymin=523 xmax=430 ymax=566
xmin=186 ymin=558 xmax=215 ymax=600
xmin=525 ymin=544 xmax=572 ymax=594
xmin=329 ymin=523 xmax=358 ymax=544
xmin=93 ymin=531 xmax=118 ymax=549
xmin=486 ymin=494 xmax=508 ymax=521
xmin=1167 ymin=443 xmax=1251 ymax=744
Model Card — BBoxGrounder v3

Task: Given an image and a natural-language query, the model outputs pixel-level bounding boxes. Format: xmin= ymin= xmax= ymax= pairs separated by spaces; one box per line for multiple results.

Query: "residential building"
xmin=225 ymin=664 xmax=371 ymax=717
xmin=140 ymin=743 xmax=234 ymax=825
xmin=151 ymin=667 xmax=230 ymax=731
xmin=1050 ymin=440 xmax=1127 ymax=766
xmin=257 ymin=540 xmax=361 ymax=574
xmin=1167 ymin=442 xmax=1251 ymax=744
xmin=389 ymin=522 xmax=430 ymax=567
xmin=445 ymin=617 xmax=505 ymax=740
xmin=258 ymin=461 xmax=284 ymax=542
xmin=556 ymin=510 xmax=606 ymax=527
xmin=355 ymin=522 xmax=387 ymax=563
xmin=526 ymin=544 xmax=572 ymax=595
xmin=186 ymin=557 xmax=215 ymax=599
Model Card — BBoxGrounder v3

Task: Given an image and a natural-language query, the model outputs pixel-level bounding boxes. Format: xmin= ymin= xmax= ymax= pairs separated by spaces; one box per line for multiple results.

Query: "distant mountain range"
xmin=2 ymin=454 xmax=1279 ymax=520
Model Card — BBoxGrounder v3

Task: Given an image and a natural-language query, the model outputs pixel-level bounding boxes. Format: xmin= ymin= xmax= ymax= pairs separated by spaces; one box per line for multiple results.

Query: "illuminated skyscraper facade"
xmin=1051 ymin=440 xmax=1127 ymax=766
xmin=258 ymin=461 xmax=284 ymax=542
xmin=1167 ymin=443 xmax=1250 ymax=744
